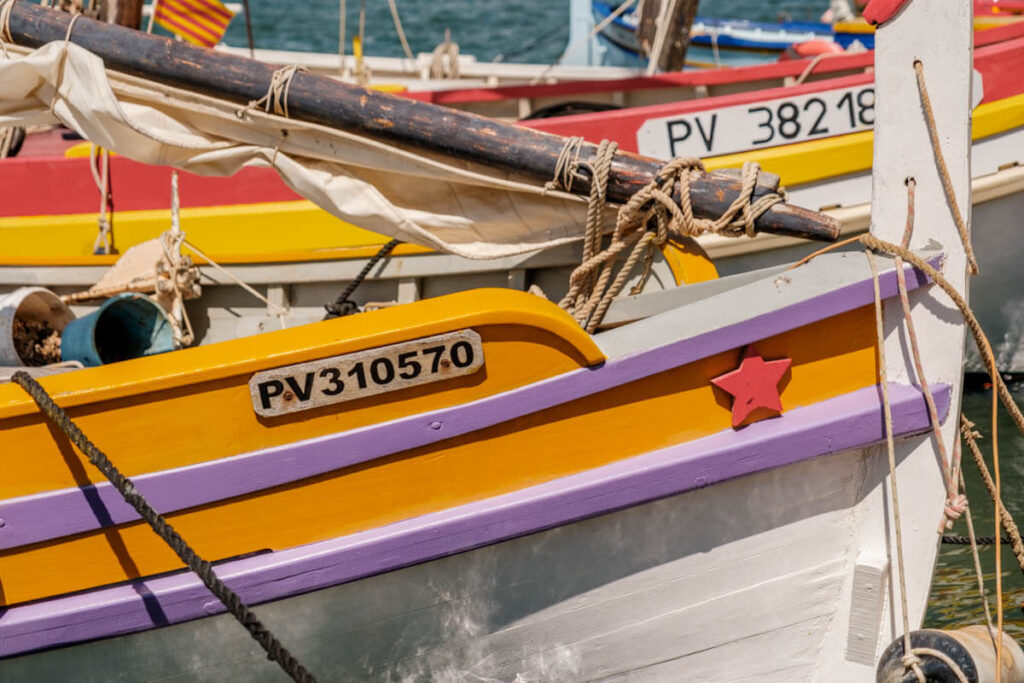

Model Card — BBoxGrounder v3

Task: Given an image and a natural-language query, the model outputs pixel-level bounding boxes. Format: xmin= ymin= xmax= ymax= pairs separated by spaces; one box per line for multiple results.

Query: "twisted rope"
xmin=240 ymin=64 xmax=307 ymax=118
xmin=941 ymin=534 xmax=1013 ymax=546
xmin=10 ymin=372 xmax=317 ymax=683
xmin=387 ymin=0 xmax=414 ymax=61
xmin=0 ymin=0 xmax=13 ymax=58
xmin=913 ymin=60 xmax=979 ymax=275
xmin=867 ymin=248 xmax=920 ymax=682
xmin=960 ymin=416 xmax=1024 ymax=575
xmin=544 ymin=136 xmax=585 ymax=194
xmin=558 ymin=148 xmax=784 ymax=332
xmin=324 ymin=238 xmax=402 ymax=318
xmin=889 ymin=176 xmax=964 ymax=529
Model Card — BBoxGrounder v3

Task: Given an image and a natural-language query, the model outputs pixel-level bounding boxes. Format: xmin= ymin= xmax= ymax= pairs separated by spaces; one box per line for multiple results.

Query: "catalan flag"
xmin=154 ymin=0 xmax=235 ymax=48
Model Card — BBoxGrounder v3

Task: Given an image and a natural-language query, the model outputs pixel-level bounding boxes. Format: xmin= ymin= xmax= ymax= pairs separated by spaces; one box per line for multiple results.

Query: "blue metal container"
xmin=61 ymin=293 xmax=175 ymax=367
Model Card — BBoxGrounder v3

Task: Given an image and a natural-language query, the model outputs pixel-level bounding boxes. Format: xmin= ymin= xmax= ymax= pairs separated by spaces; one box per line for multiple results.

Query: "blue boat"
xmin=586 ymin=0 xmax=872 ymax=68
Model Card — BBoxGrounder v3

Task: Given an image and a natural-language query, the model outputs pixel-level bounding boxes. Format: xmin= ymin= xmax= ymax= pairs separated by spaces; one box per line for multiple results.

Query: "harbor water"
xmin=215 ymin=0 xmax=1023 ymax=638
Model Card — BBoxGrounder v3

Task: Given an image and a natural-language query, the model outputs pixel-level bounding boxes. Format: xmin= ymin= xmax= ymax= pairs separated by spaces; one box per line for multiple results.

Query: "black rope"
xmin=941 ymin=534 xmax=1014 ymax=545
xmin=324 ymin=238 xmax=401 ymax=318
xmin=11 ymin=372 xmax=317 ymax=683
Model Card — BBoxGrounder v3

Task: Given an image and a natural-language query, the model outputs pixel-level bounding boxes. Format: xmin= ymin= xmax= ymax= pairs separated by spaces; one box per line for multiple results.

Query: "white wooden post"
xmin=820 ymin=1 xmax=975 ymax=677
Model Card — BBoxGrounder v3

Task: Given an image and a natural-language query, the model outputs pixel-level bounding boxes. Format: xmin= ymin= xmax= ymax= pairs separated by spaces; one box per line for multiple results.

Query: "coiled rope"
xmin=555 ymin=138 xmax=784 ymax=332
xmin=10 ymin=372 xmax=317 ymax=683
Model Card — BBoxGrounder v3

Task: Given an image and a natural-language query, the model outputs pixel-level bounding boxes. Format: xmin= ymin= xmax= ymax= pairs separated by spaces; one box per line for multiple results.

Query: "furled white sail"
xmin=0 ymin=41 xmax=611 ymax=259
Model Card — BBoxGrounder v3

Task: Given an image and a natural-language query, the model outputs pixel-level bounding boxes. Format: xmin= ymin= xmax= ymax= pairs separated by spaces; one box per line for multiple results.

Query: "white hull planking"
xmin=0 ymin=439 xmax=941 ymax=682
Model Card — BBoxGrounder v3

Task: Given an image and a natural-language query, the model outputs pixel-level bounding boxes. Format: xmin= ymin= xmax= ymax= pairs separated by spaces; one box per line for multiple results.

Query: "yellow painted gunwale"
xmin=704 ymin=91 xmax=1024 ymax=185
xmin=4 ymin=92 xmax=1021 ymax=267
xmin=0 ymin=289 xmax=602 ymax=420
xmin=833 ymin=15 xmax=1022 ymax=35
xmin=0 ymin=304 xmax=878 ymax=605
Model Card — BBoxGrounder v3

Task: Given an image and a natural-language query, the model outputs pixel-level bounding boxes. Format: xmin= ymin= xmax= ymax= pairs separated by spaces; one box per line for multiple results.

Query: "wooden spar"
xmin=6 ymin=1 xmax=840 ymax=242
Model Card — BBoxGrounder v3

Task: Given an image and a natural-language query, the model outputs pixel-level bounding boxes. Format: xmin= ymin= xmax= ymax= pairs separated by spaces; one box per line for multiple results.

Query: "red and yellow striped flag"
xmin=154 ymin=0 xmax=235 ymax=48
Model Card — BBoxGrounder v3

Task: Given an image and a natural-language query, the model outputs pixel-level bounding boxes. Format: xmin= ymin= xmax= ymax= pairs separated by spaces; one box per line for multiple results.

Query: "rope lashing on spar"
xmin=554 ymin=137 xmax=786 ymax=333
xmin=238 ymin=64 xmax=307 ymax=119
xmin=8 ymin=372 xmax=318 ymax=683
xmin=0 ymin=0 xmax=13 ymax=58
xmin=544 ymin=136 xmax=585 ymax=195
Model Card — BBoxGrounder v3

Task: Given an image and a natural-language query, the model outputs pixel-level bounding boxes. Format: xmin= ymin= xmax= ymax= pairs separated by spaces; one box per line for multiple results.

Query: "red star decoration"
xmin=711 ymin=346 xmax=792 ymax=428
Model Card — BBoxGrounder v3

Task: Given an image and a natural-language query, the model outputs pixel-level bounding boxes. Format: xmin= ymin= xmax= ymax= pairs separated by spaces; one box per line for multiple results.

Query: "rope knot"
xmin=239 ymin=65 xmax=307 ymax=119
xmin=943 ymin=493 xmax=969 ymax=529
xmin=544 ymin=136 xmax=585 ymax=194
xmin=557 ymin=146 xmax=786 ymax=332
xmin=901 ymin=652 xmax=927 ymax=682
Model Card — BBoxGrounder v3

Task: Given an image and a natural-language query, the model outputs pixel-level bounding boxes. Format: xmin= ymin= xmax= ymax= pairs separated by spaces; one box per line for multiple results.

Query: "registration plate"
xmin=249 ymin=330 xmax=484 ymax=417
xmin=636 ymin=84 xmax=875 ymax=160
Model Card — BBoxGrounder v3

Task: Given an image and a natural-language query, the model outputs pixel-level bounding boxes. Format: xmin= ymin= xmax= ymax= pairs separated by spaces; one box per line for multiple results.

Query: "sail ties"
xmin=544 ymin=135 xmax=585 ymax=195
xmin=0 ymin=0 xmax=13 ymax=58
xmin=238 ymin=64 xmax=307 ymax=119
xmin=556 ymin=137 xmax=785 ymax=333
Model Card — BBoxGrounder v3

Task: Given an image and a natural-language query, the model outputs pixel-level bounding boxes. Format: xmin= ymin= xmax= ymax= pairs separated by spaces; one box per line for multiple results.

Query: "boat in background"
xmin=0 ymin=1 xmax=1013 ymax=680
xmin=585 ymin=0 xmax=1024 ymax=68
xmin=521 ymin=20 xmax=1024 ymax=373
xmin=8 ymin=20 xmax=1024 ymax=370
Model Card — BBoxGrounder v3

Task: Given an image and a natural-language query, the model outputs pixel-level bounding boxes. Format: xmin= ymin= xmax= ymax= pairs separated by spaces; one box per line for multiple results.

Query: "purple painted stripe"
xmin=0 ymin=256 xmax=936 ymax=550
xmin=0 ymin=382 xmax=948 ymax=658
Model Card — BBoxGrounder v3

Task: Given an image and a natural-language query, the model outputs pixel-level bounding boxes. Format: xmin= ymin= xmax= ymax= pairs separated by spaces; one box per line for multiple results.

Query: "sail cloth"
xmin=0 ymin=41 xmax=606 ymax=259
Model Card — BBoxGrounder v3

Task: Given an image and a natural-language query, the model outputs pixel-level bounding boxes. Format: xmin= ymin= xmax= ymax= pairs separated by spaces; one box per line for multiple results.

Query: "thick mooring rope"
xmin=556 ymin=139 xmax=784 ymax=332
xmin=11 ymin=372 xmax=317 ymax=683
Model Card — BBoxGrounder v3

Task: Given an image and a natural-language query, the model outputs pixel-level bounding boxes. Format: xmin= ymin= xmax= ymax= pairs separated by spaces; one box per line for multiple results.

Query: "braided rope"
xmin=10 ymin=372 xmax=317 ymax=683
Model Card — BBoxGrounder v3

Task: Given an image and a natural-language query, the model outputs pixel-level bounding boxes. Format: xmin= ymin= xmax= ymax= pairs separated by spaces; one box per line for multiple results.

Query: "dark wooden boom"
xmin=7 ymin=1 xmax=840 ymax=242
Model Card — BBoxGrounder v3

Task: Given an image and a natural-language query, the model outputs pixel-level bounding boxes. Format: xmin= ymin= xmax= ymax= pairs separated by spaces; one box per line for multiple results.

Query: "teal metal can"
xmin=60 ymin=293 xmax=175 ymax=367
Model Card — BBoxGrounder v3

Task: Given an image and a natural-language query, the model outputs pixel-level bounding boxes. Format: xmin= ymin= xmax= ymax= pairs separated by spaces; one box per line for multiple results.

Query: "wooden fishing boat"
xmin=587 ymin=0 xmax=1023 ymax=68
xmin=0 ymin=0 xmax=1006 ymax=679
xmin=518 ymin=22 xmax=1024 ymax=373
xmin=7 ymin=19 xmax=1024 ymax=370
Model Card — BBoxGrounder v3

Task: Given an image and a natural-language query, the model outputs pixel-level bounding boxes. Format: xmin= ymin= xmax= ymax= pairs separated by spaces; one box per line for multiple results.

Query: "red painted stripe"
xmin=169 ymin=0 xmax=229 ymax=29
xmin=402 ymin=21 xmax=1024 ymax=107
xmin=520 ymin=33 xmax=1024 ymax=150
xmin=154 ymin=10 xmax=219 ymax=46
xmin=0 ymin=157 xmax=300 ymax=218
